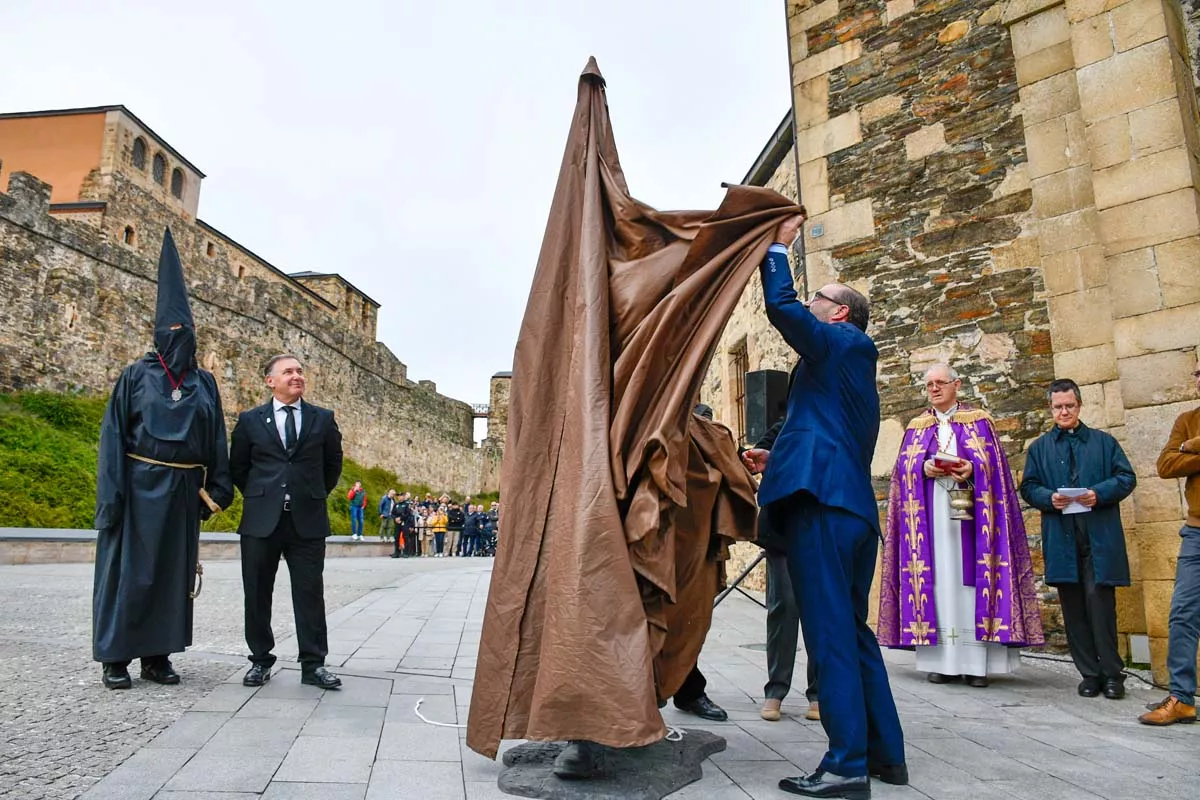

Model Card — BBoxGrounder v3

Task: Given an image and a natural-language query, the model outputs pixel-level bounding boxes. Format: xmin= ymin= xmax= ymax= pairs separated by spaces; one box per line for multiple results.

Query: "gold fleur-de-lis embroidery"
xmin=906 ymin=619 xmax=932 ymax=645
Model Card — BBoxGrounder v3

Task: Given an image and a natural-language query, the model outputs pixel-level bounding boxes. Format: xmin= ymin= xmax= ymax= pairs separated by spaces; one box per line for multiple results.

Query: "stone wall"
xmin=705 ymin=0 xmax=1200 ymax=676
xmin=0 ymin=169 xmax=491 ymax=495
xmin=998 ymin=0 xmax=1200 ymax=680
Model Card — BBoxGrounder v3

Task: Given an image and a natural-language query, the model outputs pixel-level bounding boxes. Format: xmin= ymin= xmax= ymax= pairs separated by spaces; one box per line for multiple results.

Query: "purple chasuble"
xmin=877 ymin=406 xmax=1044 ymax=649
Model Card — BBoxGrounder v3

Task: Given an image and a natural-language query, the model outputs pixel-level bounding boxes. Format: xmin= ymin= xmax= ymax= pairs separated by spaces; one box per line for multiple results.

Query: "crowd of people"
xmin=371 ymin=491 xmax=499 ymax=558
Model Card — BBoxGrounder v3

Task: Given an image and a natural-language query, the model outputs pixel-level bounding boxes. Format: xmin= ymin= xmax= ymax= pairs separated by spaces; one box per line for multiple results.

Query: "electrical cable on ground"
xmin=414 ymin=697 xmax=467 ymax=728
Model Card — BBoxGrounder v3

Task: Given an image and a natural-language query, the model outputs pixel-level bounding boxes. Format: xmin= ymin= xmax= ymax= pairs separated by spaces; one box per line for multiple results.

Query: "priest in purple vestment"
xmin=878 ymin=364 xmax=1044 ymax=687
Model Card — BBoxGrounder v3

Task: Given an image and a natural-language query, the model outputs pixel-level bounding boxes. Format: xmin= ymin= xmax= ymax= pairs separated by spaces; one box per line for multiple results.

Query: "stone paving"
xmin=0 ymin=556 xmax=452 ymax=799
xmin=4 ymin=557 xmax=1197 ymax=799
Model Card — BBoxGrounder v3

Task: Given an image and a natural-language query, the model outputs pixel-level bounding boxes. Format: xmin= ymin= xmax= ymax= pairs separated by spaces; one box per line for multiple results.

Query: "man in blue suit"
xmin=742 ymin=214 xmax=905 ymax=799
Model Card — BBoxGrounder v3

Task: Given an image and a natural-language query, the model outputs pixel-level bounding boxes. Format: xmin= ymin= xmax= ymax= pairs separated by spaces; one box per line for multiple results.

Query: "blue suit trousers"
xmin=777 ymin=493 xmax=905 ymax=777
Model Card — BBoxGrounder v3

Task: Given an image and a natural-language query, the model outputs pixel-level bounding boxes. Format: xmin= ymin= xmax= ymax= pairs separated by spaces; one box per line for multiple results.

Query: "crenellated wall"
xmin=0 ymin=169 xmax=494 ymax=494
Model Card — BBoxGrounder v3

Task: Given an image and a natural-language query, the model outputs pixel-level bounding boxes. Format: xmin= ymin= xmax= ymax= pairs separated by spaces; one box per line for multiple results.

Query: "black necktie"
xmin=282 ymin=405 xmax=297 ymax=450
xmin=1067 ymin=435 xmax=1079 ymax=486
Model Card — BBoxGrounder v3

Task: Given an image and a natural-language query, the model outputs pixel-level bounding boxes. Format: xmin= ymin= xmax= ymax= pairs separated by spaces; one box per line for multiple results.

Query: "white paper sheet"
xmin=1057 ymin=487 xmax=1091 ymax=515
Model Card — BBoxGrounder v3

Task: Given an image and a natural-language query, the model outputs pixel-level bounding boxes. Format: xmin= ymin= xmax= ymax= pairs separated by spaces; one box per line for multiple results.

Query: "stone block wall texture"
xmin=0 ymin=168 xmax=494 ymax=495
xmin=712 ymin=0 xmax=1200 ymax=677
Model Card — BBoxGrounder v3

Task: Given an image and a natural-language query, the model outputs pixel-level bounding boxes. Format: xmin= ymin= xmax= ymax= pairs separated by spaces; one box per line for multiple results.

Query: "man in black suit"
xmin=230 ymin=353 xmax=344 ymax=689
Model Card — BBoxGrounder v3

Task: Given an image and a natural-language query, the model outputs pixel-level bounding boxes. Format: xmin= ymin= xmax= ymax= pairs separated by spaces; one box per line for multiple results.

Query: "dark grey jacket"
xmin=1019 ymin=423 xmax=1136 ymax=586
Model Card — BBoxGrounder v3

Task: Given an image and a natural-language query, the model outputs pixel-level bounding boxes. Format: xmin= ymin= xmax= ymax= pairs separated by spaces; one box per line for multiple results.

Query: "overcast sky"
xmin=4 ymin=1 xmax=792 ymax=435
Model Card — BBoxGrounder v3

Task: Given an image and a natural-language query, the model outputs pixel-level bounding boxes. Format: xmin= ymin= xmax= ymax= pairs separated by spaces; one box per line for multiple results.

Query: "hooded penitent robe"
xmin=466 ymin=58 xmax=800 ymax=758
xmin=93 ymin=228 xmax=234 ymax=663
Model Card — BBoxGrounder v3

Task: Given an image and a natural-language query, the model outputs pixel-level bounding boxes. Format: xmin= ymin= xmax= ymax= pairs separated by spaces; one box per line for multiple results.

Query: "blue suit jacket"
xmin=756 ymin=245 xmax=881 ymax=531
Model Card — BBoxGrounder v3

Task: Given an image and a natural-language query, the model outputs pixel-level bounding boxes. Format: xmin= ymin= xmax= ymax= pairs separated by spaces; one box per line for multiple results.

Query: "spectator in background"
xmin=347 ymin=481 xmax=367 ymax=541
xmin=488 ymin=502 xmax=500 ymax=543
xmin=433 ymin=506 xmax=448 ymax=556
xmin=392 ymin=492 xmax=412 ymax=559
xmin=378 ymin=489 xmax=396 ymax=542
xmin=446 ymin=502 xmax=465 ymax=557
xmin=420 ymin=508 xmax=436 ymax=557
xmin=461 ymin=504 xmax=479 ymax=557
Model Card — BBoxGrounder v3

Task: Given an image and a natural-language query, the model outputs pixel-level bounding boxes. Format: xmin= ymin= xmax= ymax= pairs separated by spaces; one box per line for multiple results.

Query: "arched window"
xmin=170 ymin=168 xmax=184 ymax=198
xmin=123 ymin=225 xmax=137 ymax=246
xmin=206 ymin=242 xmax=215 ymax=257
xmin=152 ymin=153 xmax=166 ymax=185
xmin=131 ymin=137 xmax=147 ymax=170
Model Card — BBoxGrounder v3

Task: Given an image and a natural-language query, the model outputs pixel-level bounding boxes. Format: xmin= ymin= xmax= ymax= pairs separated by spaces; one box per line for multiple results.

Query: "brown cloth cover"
xmin=654 ymin=414 xmax=758 ymax=700
xmin=466 ymin=57 xmax=802 ymax=759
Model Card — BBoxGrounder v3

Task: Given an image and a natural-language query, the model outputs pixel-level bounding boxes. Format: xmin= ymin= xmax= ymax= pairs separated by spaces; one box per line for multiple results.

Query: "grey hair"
xmin=924 ymin=363 xmax=959 ymax=381
xmin=263 ymin=353 xmax=302 ymax=376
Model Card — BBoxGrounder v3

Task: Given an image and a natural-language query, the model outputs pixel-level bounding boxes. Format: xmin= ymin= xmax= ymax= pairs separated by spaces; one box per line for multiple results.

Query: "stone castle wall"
xmin=708 ymin=0 xmax=1200 ymax=676
xmin=0 ymin=169 xmax=493 ymax=495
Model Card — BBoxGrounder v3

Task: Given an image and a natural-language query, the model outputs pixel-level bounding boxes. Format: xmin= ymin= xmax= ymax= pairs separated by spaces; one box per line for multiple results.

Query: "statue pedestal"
xmin=497 ymin=729 xmax=726 ymax=800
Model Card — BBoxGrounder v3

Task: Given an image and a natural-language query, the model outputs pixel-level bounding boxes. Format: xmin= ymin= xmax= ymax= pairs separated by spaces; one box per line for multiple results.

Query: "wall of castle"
xmin=103 ymin=111 xmax=202 ymax=218
xmin=0 ymin=170 xmax=489 ymax=494
xmin=487 ymin=374 xmax=511 ymax=447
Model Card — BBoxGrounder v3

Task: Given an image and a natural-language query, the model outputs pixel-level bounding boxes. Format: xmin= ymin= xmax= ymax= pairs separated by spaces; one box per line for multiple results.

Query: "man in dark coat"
xmin=230 ymin=353 xmax=344 ymax=690
xmin=461 ymin=504 xmax=480 ymax=557
xmin=745 ymin=416 xmax=820 ymax=724
xmin=1020 ymin=378 xmax=1136 ymax=700
xmin=93 ymin=228 xmax=234 ymax=690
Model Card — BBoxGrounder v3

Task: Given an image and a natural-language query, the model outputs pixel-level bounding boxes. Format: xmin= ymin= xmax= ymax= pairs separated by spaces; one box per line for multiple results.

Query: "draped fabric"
xmin=466 ymin=58 xmax=799 ymax=758
xmin=654 ymin=415 xmax=758 ymax=701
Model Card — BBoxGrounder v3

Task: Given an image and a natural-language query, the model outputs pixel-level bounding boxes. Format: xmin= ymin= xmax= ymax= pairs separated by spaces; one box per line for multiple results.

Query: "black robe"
xmin=92 ymin=357 xmax=234 ymax=663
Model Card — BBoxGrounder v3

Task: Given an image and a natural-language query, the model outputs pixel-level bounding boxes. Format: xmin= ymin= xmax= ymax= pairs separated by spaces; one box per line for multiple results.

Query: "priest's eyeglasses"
xmin=925 ymin=379 xmax=956 ymax=389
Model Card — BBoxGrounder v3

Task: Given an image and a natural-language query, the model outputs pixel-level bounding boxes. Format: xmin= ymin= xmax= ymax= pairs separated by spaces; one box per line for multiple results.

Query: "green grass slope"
xmin=0 ymin=392 xmax=498 ymax=534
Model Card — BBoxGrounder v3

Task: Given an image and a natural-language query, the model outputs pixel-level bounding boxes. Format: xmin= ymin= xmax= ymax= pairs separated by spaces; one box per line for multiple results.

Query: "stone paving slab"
xmin=18 ymin=559 xmax=1200 ymax=800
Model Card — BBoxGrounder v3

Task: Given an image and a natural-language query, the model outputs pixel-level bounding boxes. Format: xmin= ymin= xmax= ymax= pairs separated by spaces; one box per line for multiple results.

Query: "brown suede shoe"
xmin=1138 ymin=696 xmax=1197 ymax=726
xmin=805 ymin=701 xmax=821 ymax=721
xmin=761 ymin=698 xmax=782 ymax=721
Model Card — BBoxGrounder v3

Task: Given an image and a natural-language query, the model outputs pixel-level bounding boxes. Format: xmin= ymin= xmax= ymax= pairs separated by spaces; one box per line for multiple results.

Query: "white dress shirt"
xmin=272 ymin=397 xmax=303 ymax=447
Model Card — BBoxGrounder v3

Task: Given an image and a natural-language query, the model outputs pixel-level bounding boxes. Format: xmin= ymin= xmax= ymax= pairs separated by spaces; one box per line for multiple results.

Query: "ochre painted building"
xmin=707 ymin=1 xmax=1200 ymax=681
xmin=0 ymin=105 xmax=501 ymax=494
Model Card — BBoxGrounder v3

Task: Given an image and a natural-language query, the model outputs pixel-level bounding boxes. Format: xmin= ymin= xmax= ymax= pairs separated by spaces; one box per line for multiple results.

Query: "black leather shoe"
xmin=674 ymin=694 xmax=728 ymax=721
xmin=140 ymin=659 xmax=180 ymax=685
xmin=243 ymin=664 xmax=272 ymax=687
xmin=868 ymin=761 xmax=909 ymax=785
xmin=301 ymin=666 xmax=342 ymax=689
xmin=1103 ymin=678 xmax=1126 ymax=700
xmin=553 ymin=740 xmax=603 ymax=779
xmin=102 ymin=664 xmax=132 ymax=690
xmin=966 ymin=675 xmax=989 ymax=688
xmin=926 ymin=672 xmax=958 ymax=684
xmin=1078 ymin=678 xmax=1101 ymax=698
xmin=779 ymin=769 xmax=871 ymax=798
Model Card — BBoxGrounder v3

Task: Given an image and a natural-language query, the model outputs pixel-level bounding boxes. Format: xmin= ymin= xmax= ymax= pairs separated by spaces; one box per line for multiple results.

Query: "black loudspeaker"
xmin=744 ymin=369 xmax=789 ymax=446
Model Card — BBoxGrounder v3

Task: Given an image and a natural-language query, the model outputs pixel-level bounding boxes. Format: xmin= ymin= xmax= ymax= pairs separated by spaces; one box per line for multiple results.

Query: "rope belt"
xmin=125 ymin=453 xmax=223 ymax=599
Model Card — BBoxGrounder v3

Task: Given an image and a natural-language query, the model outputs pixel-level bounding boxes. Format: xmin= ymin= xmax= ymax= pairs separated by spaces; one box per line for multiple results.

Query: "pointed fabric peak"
xmin=581 ymin=56 xmax=605 ymax=86
xmin=155 ymin=228 xmax=194 ymax=333
xmin=153 ymin=227 xmax=197 ymax=373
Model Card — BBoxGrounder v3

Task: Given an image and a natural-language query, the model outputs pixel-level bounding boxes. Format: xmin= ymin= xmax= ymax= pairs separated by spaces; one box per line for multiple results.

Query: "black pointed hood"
xmin=153 ymin=228 xmax=196 ymax=374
